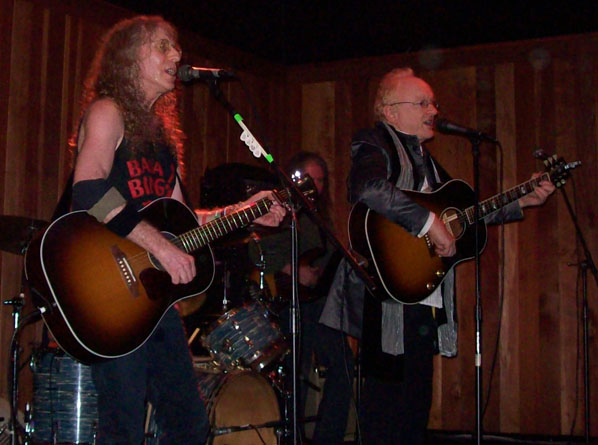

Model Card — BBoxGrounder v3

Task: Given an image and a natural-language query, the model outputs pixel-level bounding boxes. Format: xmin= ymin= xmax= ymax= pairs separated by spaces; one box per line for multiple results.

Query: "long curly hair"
xmin=70 ymin=15 xmax=184 ymax=162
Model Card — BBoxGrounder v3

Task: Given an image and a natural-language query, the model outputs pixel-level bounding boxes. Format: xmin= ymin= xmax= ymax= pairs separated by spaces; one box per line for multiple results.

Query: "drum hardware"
xmin=1 ymin=215 xmax=49 ymax=445
xmin=146 ymin=369 xmax=281 ymax=445
xmin=3 ymin=293 xmax=27 ymax=445
xmin=258 ymin=359 xmax=322 ymax=444
xmin=221 ymin=261 xmax=230 ymax=313
xmin=0 ymin=398 xmax=24 ymax=445
xmin=0 ymin=216 xmax=48 ymax=257
xmin=211 ymin=415 xmax=320 ymax=438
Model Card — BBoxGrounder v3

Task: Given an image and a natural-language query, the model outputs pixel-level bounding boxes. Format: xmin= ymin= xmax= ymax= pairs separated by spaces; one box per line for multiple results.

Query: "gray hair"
xmin=373 ymin=67 xmax=415 ymax=121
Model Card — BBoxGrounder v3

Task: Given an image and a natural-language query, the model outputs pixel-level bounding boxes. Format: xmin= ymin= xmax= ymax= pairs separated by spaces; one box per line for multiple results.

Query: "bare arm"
xmin=75 ymin=99 xmax=196 ymax=284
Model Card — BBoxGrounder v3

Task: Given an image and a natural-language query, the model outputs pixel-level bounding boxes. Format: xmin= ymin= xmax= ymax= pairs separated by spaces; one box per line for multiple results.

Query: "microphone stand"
xmin=289 ymin=206 xmax=299 ymax=442
xmin=202 ymin=79 xmax=376 ymax=444
xmin=560 ymin=186 xmax=597 ymax=444
xmin=468 ymin=135 xmax=483 ymax=445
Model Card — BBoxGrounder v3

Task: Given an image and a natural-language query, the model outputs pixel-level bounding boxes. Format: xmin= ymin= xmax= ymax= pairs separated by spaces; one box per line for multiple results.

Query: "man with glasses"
xmin=321 ymin=67 xmax=554 ymax=443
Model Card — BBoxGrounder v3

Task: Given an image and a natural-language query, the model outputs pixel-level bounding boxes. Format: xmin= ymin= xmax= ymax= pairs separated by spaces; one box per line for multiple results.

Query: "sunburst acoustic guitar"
xmin=348 ymin=155 xmax=580 ymax=305
xmin=25 ymin=177 xmax=315 ymax=363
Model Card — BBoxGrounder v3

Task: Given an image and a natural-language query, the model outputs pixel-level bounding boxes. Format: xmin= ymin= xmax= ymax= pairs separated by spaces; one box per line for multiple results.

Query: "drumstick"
xmin=144 ymin=403 xmax=153 ymax=435
xmin=188 ymin=327 xmax=200 ymax=346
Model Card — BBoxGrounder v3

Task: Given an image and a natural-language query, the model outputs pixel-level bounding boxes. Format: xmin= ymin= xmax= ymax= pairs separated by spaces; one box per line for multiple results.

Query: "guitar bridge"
xmin=111 ymin=245 xmax=139 ymax=298
xmin=424 ymin=234 xmax=434 ymax=255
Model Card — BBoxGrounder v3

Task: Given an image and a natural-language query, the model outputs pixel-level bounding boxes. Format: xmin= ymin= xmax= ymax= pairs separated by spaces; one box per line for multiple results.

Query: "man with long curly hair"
xmin=70 ymin=15 xmax=285 ymax=444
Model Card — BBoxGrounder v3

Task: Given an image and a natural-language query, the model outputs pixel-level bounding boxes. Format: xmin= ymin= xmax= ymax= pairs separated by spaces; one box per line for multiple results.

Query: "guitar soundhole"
xmin=442 ymin=208 xmax=465 ymax=239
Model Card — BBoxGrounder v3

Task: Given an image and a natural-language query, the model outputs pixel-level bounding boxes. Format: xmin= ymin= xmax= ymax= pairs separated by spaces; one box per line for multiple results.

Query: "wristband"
xmin=105 ymin=202 xmax=142 ymax=237
xmin=73 ymin=179 xmax=127 ymax=222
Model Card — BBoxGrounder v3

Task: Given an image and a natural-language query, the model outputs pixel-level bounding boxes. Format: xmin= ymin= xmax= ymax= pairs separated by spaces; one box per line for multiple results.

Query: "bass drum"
xmin=147 ymin=366 xmax=280 ymax=445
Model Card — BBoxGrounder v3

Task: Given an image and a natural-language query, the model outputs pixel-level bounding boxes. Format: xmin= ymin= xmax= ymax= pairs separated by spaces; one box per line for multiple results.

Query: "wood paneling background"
xmin=1 ymin=0 xmax=597 ymax=437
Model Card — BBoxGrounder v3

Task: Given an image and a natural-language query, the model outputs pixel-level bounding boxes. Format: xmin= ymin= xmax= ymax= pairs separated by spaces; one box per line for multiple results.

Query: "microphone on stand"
xmin=435 ymin=118 xmax=498 ymax=143
xmin=177 ymin=64 xmax=237 ymax=82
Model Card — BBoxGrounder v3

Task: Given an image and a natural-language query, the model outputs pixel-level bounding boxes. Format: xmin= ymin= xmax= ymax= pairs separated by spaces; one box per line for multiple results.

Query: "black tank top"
xmin=106 ymin=138 xmax=177 ymax=210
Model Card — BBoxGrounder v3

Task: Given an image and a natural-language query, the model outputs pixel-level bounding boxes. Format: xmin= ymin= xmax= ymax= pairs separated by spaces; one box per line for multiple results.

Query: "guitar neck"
xmin=175 ymin=186 xmax=295 ymax=253
xmin=464 ymin=172 xmax=550 ymax=223
xmin=175 ymin=196 xmax=277 ymax=253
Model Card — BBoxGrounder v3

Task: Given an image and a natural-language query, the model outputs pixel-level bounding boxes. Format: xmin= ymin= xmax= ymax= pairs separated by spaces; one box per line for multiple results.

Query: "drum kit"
xmin=0 ymin=212 xmax=312 ymax=445
xmin=157 ymin=236 xmax=304 ymax=445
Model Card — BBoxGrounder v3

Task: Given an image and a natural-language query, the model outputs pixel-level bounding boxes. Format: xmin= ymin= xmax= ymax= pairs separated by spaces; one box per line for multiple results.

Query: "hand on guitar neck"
xmin=426 ymin=171 xmax=553 ymax=259
xmin=517 ymin=173 xmax=555 ymax=208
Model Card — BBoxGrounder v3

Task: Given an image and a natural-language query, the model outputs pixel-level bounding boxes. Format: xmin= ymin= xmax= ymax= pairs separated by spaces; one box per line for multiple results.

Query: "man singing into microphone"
xmin=71 ymin=15 xmax=285 ymax=444
xmin=321 ymin=67 xmax=554 ymax=444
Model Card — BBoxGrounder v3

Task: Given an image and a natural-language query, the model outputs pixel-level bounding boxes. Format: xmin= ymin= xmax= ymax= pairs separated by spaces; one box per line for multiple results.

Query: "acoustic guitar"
xmin=25 ymin=178 xmax=315 ymax=363
xmin=348 ymin=155 xmax=579 ymax=304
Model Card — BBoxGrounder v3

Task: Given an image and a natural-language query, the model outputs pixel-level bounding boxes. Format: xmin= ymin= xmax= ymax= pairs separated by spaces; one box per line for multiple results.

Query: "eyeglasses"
xmin=152 ymin=38 xmax=182 ymax=56
xmin=384 ymin=100 xmax=440 ymax=110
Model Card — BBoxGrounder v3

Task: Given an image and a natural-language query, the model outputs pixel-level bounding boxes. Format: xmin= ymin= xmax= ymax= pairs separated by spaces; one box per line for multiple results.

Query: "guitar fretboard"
xmin=464 ymin=172 xmax=550 ymax=224
xmin=172 ymin=187 xmax=292 ymax=253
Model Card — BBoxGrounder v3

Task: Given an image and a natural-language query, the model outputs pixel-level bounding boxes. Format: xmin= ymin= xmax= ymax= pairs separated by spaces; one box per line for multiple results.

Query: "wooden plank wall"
xmin=1 ymin=0 xmax=598 ymax=437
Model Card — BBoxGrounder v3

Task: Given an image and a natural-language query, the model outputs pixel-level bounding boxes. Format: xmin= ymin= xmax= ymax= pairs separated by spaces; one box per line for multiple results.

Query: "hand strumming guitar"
xmin=427 ymin=213 xmax=456 ymax=257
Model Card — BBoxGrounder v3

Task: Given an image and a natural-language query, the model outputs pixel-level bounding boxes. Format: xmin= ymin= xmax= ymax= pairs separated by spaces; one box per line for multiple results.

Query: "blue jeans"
xmin=91 ymin=308 xmax=209 ymax=444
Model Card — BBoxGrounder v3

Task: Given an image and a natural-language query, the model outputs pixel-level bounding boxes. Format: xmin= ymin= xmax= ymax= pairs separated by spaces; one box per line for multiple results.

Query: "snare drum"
xmin=204 ymin=302 xmax=288 ymax=372
xmin=30 ymin=349 xmax=98 ymax=444
xmin=147 ymin=368 xmax=280 ymax=445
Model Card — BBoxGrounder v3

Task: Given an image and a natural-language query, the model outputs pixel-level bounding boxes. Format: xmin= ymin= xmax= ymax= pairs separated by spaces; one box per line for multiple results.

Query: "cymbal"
xmin=0 ymin=215 xmax=48 ymax=255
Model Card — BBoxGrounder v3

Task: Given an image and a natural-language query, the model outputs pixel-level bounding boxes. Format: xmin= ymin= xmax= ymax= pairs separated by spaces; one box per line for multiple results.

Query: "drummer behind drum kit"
xmin=0 ymin=203 xmax=306 ymax=444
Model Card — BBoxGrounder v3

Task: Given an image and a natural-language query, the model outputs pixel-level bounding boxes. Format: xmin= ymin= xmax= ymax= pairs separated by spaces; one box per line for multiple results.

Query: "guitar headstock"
xmin=273 ymin=174 xmax=318 ymax=209
xmin=543 ymin=154 xmax=581 ymax=188
xmin=292 ymin=174 xmax=318 ymax=204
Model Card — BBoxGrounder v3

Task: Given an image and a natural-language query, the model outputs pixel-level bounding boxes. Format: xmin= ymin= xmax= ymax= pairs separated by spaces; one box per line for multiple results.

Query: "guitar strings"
xmin=457 ymin=174 xmax=547 ymax=227
xmin=116 ymin=195 xmax=281 ymax=272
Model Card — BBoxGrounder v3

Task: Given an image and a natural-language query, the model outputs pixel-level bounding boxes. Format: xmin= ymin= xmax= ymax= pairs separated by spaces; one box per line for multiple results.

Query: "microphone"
xmin=177 ymin=64 xmax=237 ymax=82
xmin=435 ymin=118 xmax=498 ymax=143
